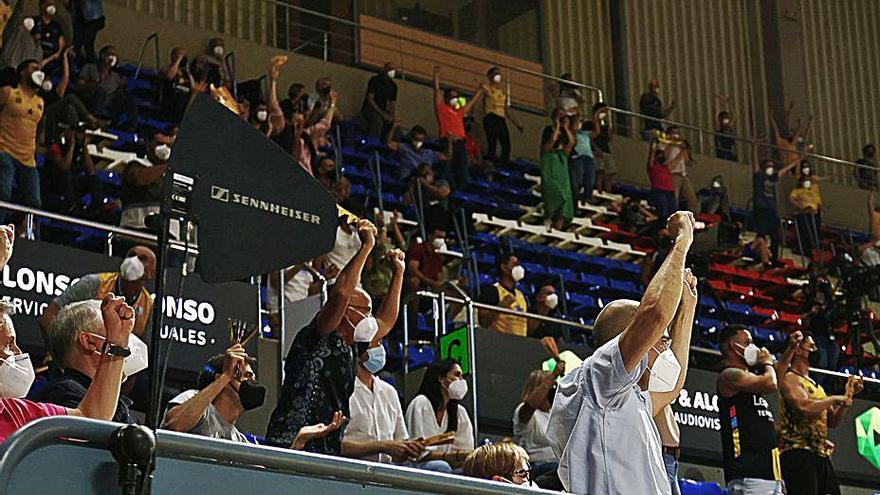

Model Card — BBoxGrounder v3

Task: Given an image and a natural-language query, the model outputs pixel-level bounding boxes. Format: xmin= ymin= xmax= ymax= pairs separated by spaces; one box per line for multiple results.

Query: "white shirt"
xmin=344 ymin=375 xmax=408 ymax=463
xmin=405 ymin=394 xmax=474 ymax=452
xmin=547 ymin=335 xmax=669 ymax=495
xmin=513 ymin=403 xmax=556 ymax=463
xmin=267 ymin=266 xmax=313 ymax=312
xmin=325 ymin=226 xmax=362 ymax=283
xmin=861 ymin=246 xmax=880 ymax=267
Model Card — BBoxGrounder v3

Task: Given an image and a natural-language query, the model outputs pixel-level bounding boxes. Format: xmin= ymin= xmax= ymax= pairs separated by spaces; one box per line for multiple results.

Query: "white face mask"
xmin=492 ymin=74 xmax=501 ymax=83
xmin=797 ymin=137 xmax=805 ymax=144
xmin=23 ymin=17 xmax=35 ymax=31
xmin=802 ymin=180 xmax=812 ymax=189
xmin=0 ymin=353 xmax=35 ymax=398
xmin=544 ymin=293 xmax=559 ymax=309
xmin=447 ymin=378 xmax=468 ymax=400
xmin=363 ymin=346 xmax=386 ymax=374
xmin=721 ymin=118 xmax=731 ymax=126
xmin=31 ymin=70 xmax=45 ymax=87
xmin=41 ymin=79 xmax=53 ymax=92
xmin=386 ymin=70 xmax=396 ymax=79
xmin=737 ymin=342 xmax=760 ymax=367
xmin=765 ymin=167 xmax=774 ymax=177
xmin=120 ymin=255 xmax=145 ymax=281
xmin=510 ymin=265 xmax=525 ymax=282
xmin=256 ymin=110 xmax=268 ymax=122
xmin=347 ymin=307 xmax=379 ymax=343
xmin=647 ymin=347 xmax=681 ymax=393
xmin=412 ymin=140 xmax=424 ymax=149
xmin=154 ymin=144 xmax=171 ymax=161
xmin=213 ymin=45 xmax=224 ymax=57
xmin=712 ymin=181 xmax=721 ymax=188
xmin=122 ymin=334 xmax=149 ymax=378
xmin=432 ymin=237 xmax=447 ymax=251
xmin=449 ymin=98 xmax=459 ymax=107
xmin=598 ymin=112 xmax=607 ymax=120
xmin=107 ymin=55 xmax=118 ymax=67
xmin=45 ymin=5 xmax=56 ymax=15
xmin=802 ymin=168 xmax=811 ymax=176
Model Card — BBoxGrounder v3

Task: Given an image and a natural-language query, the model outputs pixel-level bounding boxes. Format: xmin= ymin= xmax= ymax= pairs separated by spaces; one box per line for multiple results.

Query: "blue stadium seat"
xmin=678 ymin=479 xmax=725 ymax=495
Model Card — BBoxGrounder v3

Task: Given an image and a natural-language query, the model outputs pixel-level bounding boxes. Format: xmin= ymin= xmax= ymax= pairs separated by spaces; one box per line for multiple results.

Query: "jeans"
xmin=570 ymin=155 xmax=596 ymax=203
xmin=439 ymin=139 xmax=469 ymax=189
xmin=663 ymin=453 xmax=681 ymax=495
xmin=361 ymin=105 xmax=390 ymax=138
xmin=483 ymin=112 xmax=510 ymax=166
xmin=812 ymin=334 xmax=840 ymax=383
xmin=651 ymin=189 xmax=676 ymax=221
xmin=408 ymin=459 xmax=452 ymax=474
xmin=727 ymin=478 xmax=784 ymax=495
xmin=73 ymin=15 xmax=105 ymax=63
xmin=0 ymin=153 xmax=42 ymax=223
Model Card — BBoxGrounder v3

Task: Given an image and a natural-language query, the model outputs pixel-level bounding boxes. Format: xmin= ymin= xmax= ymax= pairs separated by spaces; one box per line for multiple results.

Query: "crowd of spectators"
xmin=0 ymin=16 xmax=876 ymax=493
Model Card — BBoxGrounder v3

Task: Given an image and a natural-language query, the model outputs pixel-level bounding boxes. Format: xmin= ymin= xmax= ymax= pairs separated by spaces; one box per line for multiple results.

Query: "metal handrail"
xmin=0 ymin=416 xmax=556 ymax=495
xmin=133 ymin=32 xmax=160 ymax=80
xmin=0 ymin=200 xmax=198 ymax=253
xmin=414 ymin=291 xmax=880 ymax=384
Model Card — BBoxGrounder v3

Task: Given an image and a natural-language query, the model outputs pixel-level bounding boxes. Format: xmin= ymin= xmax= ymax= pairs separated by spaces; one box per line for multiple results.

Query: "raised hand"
xmin=0 ymin=224 xmax=14 ymax=269
xmin=100 ymin=293 xmax=134 ymax=347
xmin=386 ymin=248 xmax=405 ymax=273
xmin=221 ymin=344 xmax=248 ymax=380
xmin=666 ymin=211 xmax=695 ymax=247
xmin=356 ymin=219 xmax=377 ymax=248
xmin=681 ymin=268 xmax=698 ymax=305
xmin=845 ymin=375 xmax=865 ymax=398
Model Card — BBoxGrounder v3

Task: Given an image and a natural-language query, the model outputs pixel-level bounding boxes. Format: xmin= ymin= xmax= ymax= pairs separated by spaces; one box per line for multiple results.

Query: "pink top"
xmin=0 ymin=398 xmax=66 ymax=443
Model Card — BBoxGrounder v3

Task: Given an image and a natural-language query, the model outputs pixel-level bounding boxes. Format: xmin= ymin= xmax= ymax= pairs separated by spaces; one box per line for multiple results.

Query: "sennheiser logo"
xmin=211 ymin=186 xmax=230 ymax=202
xmin=209 ymin=184 xmax=321 ymax=225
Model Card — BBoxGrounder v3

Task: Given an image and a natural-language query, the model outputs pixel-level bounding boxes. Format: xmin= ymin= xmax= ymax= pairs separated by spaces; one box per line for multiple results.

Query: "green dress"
xmin=540 ymin=148 xmax=574 ymax=222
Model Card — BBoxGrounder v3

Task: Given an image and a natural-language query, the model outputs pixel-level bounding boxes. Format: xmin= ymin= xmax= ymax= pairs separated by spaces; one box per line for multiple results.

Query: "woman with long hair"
xmin=513 ymin=365 xmax=564 ymax=479
xmin=405 ymin=360 xmax=474 ymax=466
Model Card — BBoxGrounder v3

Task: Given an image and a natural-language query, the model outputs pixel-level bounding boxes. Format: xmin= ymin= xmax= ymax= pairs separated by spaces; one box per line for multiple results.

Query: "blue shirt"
xmin=547 ymin=335 xmax=669 ymax=495
xmin=574 ymin=130 xmax=593 ymax=159
xmin=396 ymin=142 xmax=438 ymax=180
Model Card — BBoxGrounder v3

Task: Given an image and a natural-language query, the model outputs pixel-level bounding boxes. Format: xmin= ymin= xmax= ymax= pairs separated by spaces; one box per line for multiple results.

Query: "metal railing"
xmin=406 ymin=289 xmax=880 ymax=447
xmin=107 ymin=0 xmax=878 ymax=190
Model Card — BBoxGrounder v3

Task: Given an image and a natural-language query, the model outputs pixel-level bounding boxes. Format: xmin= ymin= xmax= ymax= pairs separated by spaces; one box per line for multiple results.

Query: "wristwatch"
xmin=101 ymin=340 xmax=132 ymax=358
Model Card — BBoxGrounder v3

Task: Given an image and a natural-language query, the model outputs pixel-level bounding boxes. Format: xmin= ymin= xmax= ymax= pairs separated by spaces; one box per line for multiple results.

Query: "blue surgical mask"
xmin=363 ymin=346 xmax=386 ymax=374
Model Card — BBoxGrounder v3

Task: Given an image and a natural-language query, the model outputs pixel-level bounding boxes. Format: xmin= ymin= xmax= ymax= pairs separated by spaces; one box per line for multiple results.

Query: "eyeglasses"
xmin=510 ymin=464 xmax=532 ymax=483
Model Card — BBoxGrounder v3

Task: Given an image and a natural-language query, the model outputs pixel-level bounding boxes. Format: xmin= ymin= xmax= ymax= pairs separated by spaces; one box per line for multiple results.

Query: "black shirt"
xmin=121 ymin=160 xmax=163 ymax=207
xmin=265 ymin=317 xmax=356 ymax=453
xmin=31 ymin=17 xmax=64 ymax=56
xmin=715 ymin=126 xmax=737 ymax=160
xmin=639 ymin=92 xmax=664 ymax=131
xmin=32 ymin=367 xmax=134 ymax=423
xmin=362 ymin=74 xmax=397 ymax=113
xmin=718 ymin=382 xmax=778 ymax=482
xmin=593 ymin=123 xmax=612 ymax=154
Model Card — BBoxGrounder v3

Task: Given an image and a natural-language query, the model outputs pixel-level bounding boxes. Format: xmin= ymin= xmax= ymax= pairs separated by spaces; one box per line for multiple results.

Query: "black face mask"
xmin=323 ymin=169 xmax=337 ymax=181
xmin=319 ymin=86 xmax=331 ymax=96
xmin=238 ymin=380 xmax=266 ymax=411
xmin=547 ymin=383 xmax=557 ymax=405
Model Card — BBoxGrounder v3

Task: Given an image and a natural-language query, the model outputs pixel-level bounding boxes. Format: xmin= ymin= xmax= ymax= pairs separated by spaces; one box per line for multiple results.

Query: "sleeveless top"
xmin=777 ymin=372 xmax=831 ymax=457
xmin=718 ymin=379 xmax=780 ymax=482
xmin=493 ymin=283 xmax=528 ymax=336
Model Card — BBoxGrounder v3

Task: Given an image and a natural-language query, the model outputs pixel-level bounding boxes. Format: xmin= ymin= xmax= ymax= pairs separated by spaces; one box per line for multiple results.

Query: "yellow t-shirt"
xmin=0 ymin=1 xmax=12 ymax=50
xmin=777 ymin=372 xmax=831 ymax=457
xmin=788 ymin=187 xmax=822 ymax=212
xmin=0 ymin=86 xmax=43 ymax=167
xmin=492 ymin=283 xmax=528 ymax=336
xmin=484 ymin=84 xmax=507 ymax=118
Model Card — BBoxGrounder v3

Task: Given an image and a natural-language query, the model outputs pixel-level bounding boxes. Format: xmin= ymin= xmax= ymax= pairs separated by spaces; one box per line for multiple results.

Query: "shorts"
xmin=594 ymin=153 xmax=617 ymax=174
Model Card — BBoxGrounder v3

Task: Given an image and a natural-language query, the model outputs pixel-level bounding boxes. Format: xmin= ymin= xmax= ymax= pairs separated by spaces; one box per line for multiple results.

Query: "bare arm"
xmin=519 ymin=363 xmax=565 ymax=423
xmin=432 ymin=66 xmax=443 ymax=108
xmin=129 ymin=163 xmax=168 ymax=187
xmin=719 ymin=366 xmax=777 ymax=396
xmin=67 ymin=295 xmax=133 ymax=420
xmin=316 ymin=220 xmax=376 ymax=335
xmin=779 ymin=373 xmax=849 ymax=419
xmin=460 ymin=87 xmax=484 ymax=115
xmin=651 ymin=270 xmax=697 ymax=414
xmin=267 ymin=76 xmax=285 ymax=137
xmin=374 ymin=250 xmax=405 ymax=339
xmin=618 ymin=212 xmax=693 ymax=372
xmin=543 ymin=122 xmax=561 ymax=154
xmin=56 ymin=47 xmax=71 ymax=97
xmin=385 ymin=121 xmax=400 ymax=151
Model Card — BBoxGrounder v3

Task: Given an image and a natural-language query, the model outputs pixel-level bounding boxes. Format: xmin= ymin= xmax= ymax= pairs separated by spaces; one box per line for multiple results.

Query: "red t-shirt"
xmin=406 ymin=241 xmax=444 ymax=283
xmin=0 ymin=398 xmax=66 ymax=443
xmin=648 ymin=161 xmax=674 ymax=191
xmin=435 ymin=102 xmax=466 ymax=139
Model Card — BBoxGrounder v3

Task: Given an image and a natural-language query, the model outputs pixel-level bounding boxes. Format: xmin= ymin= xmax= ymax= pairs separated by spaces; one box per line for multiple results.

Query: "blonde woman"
xmin=513 ymin=364 xmax=565 ymax=479
xmin=463 ymin=442 xmax=531 ymax=486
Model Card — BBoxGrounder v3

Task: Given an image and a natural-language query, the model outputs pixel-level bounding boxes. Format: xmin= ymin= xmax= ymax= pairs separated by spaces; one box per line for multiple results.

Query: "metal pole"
xmin=809 ymin=213 xmax=823 ymax=268
xmin=415 ymin=179 xmax=427 ymax=240
xmin=792 ymin=216 xmax=806 ymax=262
xmin=323 ymin=32 xmax=329 ymax=61
xmin=146 ymin=212 xmax=171 ymax=429
xmin=277 ymin=268 xmax=286 ymax=362
xmin=402 ymin=303 xmax=409 ymax=375
xmin=439 ymin=291 xmax=447 ymax=339
xmin=374 ymin=151 xmax=384 ymax=213
xmin=431 ymin=297 xmax=439 ymax=341
xmin=24 ymin=213 xmax=34 ymax=240
xmin=106 ymin=233 xmax=114 ymax=257
xmin=465 ymin=299 xmax=478 ymax=446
